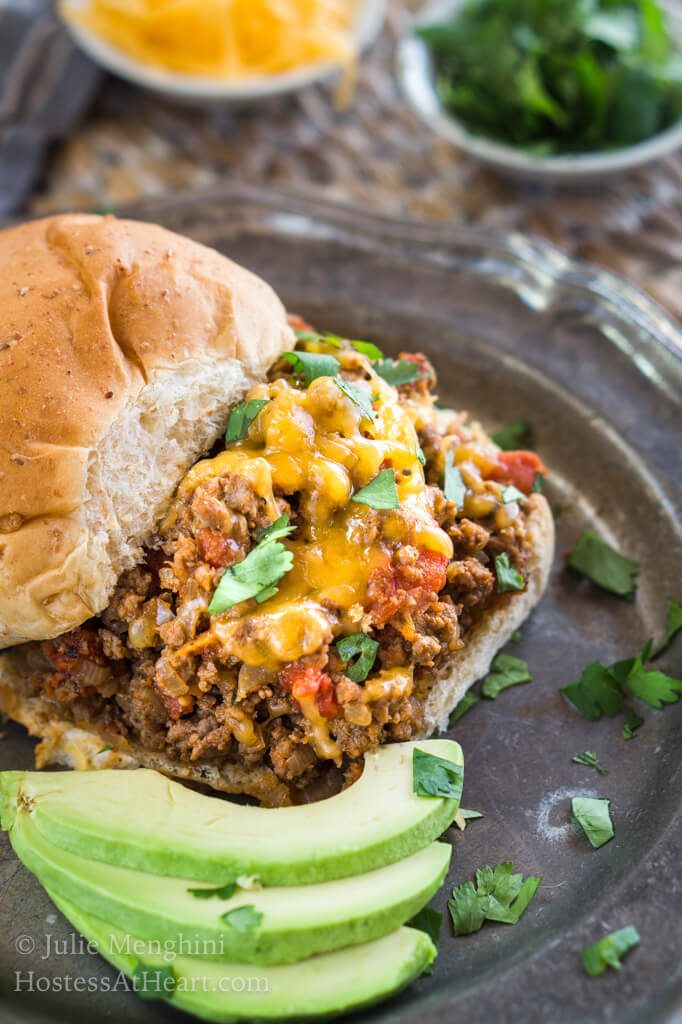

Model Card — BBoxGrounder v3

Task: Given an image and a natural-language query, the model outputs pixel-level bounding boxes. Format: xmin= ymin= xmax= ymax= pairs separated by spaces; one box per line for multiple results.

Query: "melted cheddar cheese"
xmin=170 ymin=366 xmax=452 ymax=665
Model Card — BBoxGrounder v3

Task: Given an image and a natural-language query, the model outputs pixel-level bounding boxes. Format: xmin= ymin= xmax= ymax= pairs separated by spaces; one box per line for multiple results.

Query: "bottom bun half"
xmin=0 ymin=496 xmax=554 ymax=805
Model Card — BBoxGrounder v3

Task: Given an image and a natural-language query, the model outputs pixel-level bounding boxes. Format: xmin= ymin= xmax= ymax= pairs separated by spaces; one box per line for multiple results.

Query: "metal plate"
xmin=1 ymin=187 xmax=681 ymax=1024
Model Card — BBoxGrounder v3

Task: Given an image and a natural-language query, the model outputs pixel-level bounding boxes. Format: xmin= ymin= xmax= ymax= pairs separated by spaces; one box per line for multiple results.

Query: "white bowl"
xmin=61 ymin=0 xmax=387 ymax=104
xmin=398 ymin=0 xmax=682 ymax=183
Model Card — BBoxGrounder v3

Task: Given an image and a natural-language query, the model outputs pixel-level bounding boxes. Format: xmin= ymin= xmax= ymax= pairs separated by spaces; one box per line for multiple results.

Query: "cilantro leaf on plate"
xmin=561 ymin=661 xmax=624 ymax=720
xmin=454 ymin=808 xmax=484 ymax=831
xmin=622 ymin=656 xmax=682 ymax=709
xmin=448 ymin=690 xmax=478 ymax=725
xmin=566 ymin=531 xmax=638 ymax=599
xmin=335 ymin=377 xmax=376 ymax=423
xmin=582 ymin=925 xmax=640 ymax=977
xmin=220 ymin=905 xmax=263 ymax=932
xmin=491 ymin=419 xmax=532 ymax=451
xmin=209 ymin=515 xmax=294 ymax=614
xmin=650 ymin=598 xmax=682 ymax=659
xmin=482 ymin=653 xmax=532 ymax=699
xmin=571 ymin=797 xmax=614 ymax=849
xmin=448 ymin=861 xmax=540 ymax=936
xmin=448 ymin=880 xmax=486 ymax=936
xmin=187 ymin=881 xmax=236 ymax=900
xmin=281 ymin=350 xmax=340 ymax=385
xmin=413 ymin=748 xmax=463 ymax=801
xmin=494 ymin=552 xmax=526 ymax=593
xmin=572 ymin=751 xmax=608 ymax=775
xmin=416 ymin=445 xmax=427 ymax=467
xmin=352 ymin=469 xmax=399 ymax=509
xmin=531 ymin=473 xmax=545 ymax=493
xmin=225 ymin=399 xmax=269 ymax=444
xmin=374 ymin=358 xmax=424 ymax=387
xmin=622 ymin=707 xmax=644 ymax=739
xmin=335 ymin=633 xmax=379 ymax=682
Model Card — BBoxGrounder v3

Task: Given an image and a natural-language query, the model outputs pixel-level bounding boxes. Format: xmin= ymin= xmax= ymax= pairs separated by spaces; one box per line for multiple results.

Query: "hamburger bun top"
xmin=0 ymin=214 xmax=294 ymax=650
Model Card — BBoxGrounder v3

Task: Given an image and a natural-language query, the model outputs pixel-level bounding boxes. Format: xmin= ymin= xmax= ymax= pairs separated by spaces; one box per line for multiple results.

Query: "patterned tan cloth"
xmin=29 ymin=1 xmax=682 ymax=322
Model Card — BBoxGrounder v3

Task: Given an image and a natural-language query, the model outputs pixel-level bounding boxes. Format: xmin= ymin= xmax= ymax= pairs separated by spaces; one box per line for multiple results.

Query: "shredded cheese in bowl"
xmin=60 ymin=0 xmax=358 ymax=79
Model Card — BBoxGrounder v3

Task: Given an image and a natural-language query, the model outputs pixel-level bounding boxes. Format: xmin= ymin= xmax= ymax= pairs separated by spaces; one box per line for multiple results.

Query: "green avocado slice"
xmin=9 ymin=810 xmax=450 ymax=963
xmin=0 ymin=739 xmax=462 ymax=884
xmin=48 ymin=889 xmax=436 ymax=1022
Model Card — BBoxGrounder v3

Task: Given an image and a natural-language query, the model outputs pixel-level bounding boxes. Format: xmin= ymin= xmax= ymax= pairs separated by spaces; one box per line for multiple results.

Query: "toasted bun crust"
xmin=0 ymin=215 xmax=294 ymax=649
xmin=424 ymin=493 xmax=554 ymax=732
xmin=0 ymin=496 xmax=554 ymax=804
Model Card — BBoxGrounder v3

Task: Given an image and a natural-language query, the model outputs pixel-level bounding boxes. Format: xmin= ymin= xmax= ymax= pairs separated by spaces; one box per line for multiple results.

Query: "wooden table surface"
xmin=29 ymin=1 xmax=682 ymax=324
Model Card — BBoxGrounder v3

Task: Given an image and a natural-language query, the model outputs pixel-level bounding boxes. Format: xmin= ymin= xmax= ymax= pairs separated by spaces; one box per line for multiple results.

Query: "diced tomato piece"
xmin=488 ymin=450 xmax=548 ymax=495
xmin=279 ymin=664 xmax=340 ymax=719
xmin=197 ymin=528 xmax=240 ymax=568
xmin=316 ymin=676 xmax=342 ymax=718
xmin=367 ymin=550 xmax=448 ymax=627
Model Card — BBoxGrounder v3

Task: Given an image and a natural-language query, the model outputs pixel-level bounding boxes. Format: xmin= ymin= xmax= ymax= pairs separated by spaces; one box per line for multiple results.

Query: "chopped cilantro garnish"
xmin=96 ymin=744 xmax=113 ymax=755
xmin=335 ymin=633 xmax=379 ymax=682
xmin=561 ymin=662 xmax=623 ymax=720
xmin=132 ymin=961 xmax=176 ymax=998
xmin=566 ymin=531 xmax=638 ymax=599
xmin=335 ymin=378 xmax=376 ymax=423
xmin=582 ymin=926 xmax=640 ymax=977
xmin=208 ymin=515 xmax=294 ymax=614
xmin=225 ymin=399 xmax=269 ymax=444
xmin=459 ymin=808 xmax=483 ymax=820
xmin=374 ymin=358 xmax=424 ymax=387
xmin=220 ymin=905 xmax=263 ymax=932
xmin=281 ymin=350 xmax=340 ymax=385
xmin=352 ymin=469 xmax=399 ymax=510
xmin=622 ymin=708 xmax=644 ymax=739
xmin=444 ymin=450 xmax=466 ymax=505
xmin=572 ymin=751 xmax=608 ymax=775
xmin=531 ymin=473 xmax=545 ymax=493
xmin=491 ymin=419 xmax=532 ymax=451
xmin=454 ymin=807 xmax=484 ymax=830
xmin=650 ymin=599 xmax=682 ymax=659
xmin=413 ymin=748 xmax=463 ymax=801
xmin=448 ymin=690 xmax=478 ymax=725
xmin=187 ymin=881 xmax=236 ymax=899
xmin=571 ymin=797 xmax=614 ymax=849
xmin=448 ymin=862 xmax=540 ymax=936
xmin=501 ymin=484 xmax=526 ymax=504
xmin=482 ymin=653 xmax=531 ymax=699
xmin=351 ymin=339 xmax=384 ymax=360
xmin=494 ymin=553 xmax=526 ymax=593
xmin=623 ymin=655 xmax=682 ymax=709
xmin=416 ymin=445 xmax=427 ymax=467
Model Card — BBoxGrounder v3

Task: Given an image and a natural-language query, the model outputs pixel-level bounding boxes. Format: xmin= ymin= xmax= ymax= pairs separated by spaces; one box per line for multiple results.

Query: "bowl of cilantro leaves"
xmin=398 ymin=0 xmax=682 ymax=182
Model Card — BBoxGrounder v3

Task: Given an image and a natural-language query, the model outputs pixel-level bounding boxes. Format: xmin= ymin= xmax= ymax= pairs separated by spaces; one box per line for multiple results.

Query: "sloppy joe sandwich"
xmin=0 ymin=215 xmax=554 ymax=806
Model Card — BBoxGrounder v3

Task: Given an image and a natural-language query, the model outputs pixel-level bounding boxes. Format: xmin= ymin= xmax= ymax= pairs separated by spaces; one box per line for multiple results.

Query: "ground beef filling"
xmin=26 ymin=358 xmax=533 ymax=805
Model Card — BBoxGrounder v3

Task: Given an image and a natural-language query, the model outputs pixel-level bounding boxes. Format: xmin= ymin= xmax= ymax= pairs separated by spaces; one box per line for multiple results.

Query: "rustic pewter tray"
xmin=1 ymin=187 xmax=680 ymax=1024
